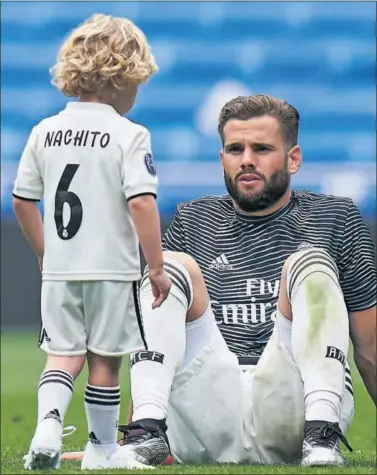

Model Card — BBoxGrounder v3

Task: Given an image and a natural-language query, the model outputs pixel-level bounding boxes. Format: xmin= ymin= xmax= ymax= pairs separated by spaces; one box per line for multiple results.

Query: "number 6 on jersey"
xmin=54 ymin=164 xmax=83 ymax=240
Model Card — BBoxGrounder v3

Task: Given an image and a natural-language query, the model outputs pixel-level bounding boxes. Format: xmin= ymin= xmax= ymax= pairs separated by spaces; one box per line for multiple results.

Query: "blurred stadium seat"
xmin=1 ymin=1 xmax=375 ymax=218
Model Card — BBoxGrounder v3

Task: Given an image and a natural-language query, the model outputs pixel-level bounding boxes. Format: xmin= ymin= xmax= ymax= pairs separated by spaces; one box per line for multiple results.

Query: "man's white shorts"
xmin=166 ymin=309 xmax=354 ymax=465
xmin=38 ymin=281 xmax=146 ymax=356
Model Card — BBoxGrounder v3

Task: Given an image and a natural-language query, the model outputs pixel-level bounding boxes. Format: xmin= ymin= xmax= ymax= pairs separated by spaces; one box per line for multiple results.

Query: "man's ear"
xmin=220 ymin=149 xmax=225 ymax=174
xmin=288 ymin=145 xmax=302 ymax=175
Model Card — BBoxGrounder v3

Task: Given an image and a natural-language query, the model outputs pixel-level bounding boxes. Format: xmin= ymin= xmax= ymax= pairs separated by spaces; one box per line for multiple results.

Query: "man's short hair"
xmin=51 ymin=13 xmax=158 ymax=97
xmin=218 ymin=94 xmax=300 ymax=150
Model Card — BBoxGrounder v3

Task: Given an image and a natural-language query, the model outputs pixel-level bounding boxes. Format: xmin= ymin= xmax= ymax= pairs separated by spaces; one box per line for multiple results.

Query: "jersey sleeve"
xmin=162 ymin=206 xmax=187 ymax=253
xmin=338 ymin=201 xmax=377 ymax=312
xmin=122 ymin=129 xmax=158 ymax=201
xmin=13 ymin=128 xmax=43 ymax=201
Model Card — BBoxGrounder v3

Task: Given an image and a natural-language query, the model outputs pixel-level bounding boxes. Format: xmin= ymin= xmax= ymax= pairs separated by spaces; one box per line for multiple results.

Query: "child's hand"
xmin=149 ymin=268 xmax=172 ymax=308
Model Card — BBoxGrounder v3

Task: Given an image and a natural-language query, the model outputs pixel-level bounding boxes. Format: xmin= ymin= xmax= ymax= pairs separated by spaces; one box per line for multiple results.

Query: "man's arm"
xmin=337 ymin=201 xmax=376 ymax=405
xmin=350 ymin=306 xmax=376 ymax=405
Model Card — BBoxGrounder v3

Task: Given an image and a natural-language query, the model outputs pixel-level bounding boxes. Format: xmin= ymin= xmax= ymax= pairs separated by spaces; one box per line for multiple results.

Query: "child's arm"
xmin=129 ymin=195 xmax=171 ymax=307
xmin=13 ymin=198 xmax=44 ymax=264
xmin=13 ymin=127 xmax=44 ymax=265
xmin=128 ymin=194 xmax=164 ymax=272
xmin=123 ymin=129 xmax=171 ymax=307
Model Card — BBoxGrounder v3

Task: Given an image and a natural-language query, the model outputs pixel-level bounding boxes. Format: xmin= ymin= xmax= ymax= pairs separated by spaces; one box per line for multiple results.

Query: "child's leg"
xmin=25 ymin=354 xmax=86 ymax=470
xmin=25 ymin=281 xmax=87 ymax=470
xmin=84 ymin=352 xmax=122 ymax=457
xmin=37 ymin=354 xmax=85 ymax=426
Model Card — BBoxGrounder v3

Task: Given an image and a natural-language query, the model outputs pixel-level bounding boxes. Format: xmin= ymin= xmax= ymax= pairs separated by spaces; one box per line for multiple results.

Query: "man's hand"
xmin=149 ymin=268 xmax=171 ymax=308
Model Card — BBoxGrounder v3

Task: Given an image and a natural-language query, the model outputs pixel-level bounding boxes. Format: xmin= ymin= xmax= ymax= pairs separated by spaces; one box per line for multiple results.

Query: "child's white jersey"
xmin=13 ymin=102 xmax=158 ymax=281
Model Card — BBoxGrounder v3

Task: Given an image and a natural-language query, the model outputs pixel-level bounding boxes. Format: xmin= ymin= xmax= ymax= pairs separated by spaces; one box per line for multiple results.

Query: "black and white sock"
xmin=37 ymin=369 xmax=74 ymax=425
xmin=84 ymin=384 xmax=121 ymax=457
xmin=130 ymin=259 xmax=191 ymax=422
xmin=288 ymin=248 xmax=349 ymax=424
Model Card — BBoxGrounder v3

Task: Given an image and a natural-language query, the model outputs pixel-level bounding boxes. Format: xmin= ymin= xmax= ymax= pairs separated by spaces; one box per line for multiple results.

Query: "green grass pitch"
xmin=1 ymin=332 xmax=376 ymax=474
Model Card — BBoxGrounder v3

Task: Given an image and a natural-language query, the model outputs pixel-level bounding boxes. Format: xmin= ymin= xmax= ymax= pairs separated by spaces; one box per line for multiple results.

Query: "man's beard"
xmin=224 ymin=162 xmax=290 ymax=213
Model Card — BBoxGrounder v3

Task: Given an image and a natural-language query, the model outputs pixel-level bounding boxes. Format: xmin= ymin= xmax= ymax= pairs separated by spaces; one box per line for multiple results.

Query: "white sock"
xmin=37 ymin=369 xmax=74 ymax=426
xmin=305 ymin=391 xmax=342 ymax=423
xmin=84 ymin=384 xmax=120 ymax=457
xmin=288 ymin=248 xmax=349 ymax=424
xmin=130 ymin=260 xmax=191 ymax=422
xmin=182 ymin=308 xmax=214 ymax=368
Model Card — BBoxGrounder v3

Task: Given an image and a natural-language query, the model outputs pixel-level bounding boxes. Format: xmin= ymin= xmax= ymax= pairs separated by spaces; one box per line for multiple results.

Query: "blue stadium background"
xmin=0 ymin=1 xmax=376 ymax=328
xmin=1 ymin=1 xmax=376 ymax=220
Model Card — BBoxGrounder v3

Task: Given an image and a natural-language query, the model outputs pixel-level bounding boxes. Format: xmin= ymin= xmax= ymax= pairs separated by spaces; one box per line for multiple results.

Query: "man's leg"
xmin=120 ymin=252 xmax=209 ymax=465
xmin=130 ymin=252 xmax=209 ymax=421
xmin=278 ymin=247 xmax=353 ymax=465
xmin=245 ymin=247 xmax=354 ymax=466
xmin=121 ymin=251 xmax=244 ymax=465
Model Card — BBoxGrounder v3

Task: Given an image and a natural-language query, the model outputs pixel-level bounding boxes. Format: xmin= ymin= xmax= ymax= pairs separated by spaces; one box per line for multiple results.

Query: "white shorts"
xmin=166 ymin=309 xmax=354 ymax=465
xmin=38 ymin=281 xmax=146 ymax=357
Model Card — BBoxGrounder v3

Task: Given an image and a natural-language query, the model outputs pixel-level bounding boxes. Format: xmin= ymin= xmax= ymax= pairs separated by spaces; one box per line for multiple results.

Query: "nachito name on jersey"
xmin=44 ymin=130 xmax=110 ymax=148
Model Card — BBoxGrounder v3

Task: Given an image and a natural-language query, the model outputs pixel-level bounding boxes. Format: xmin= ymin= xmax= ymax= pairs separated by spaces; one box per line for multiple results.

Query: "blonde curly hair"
xmin=51 ymin=13 xmax=158 ymax=97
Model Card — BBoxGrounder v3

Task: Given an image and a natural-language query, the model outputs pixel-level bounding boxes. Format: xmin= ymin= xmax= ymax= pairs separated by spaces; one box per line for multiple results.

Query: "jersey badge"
xmin=144 ymin=153 xmax=157 ymax=176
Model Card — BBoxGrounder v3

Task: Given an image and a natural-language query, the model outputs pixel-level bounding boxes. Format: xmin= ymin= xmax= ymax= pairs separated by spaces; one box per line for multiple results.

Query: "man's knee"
xmin=163 ymin=251 xmax=200 ymax=276
xmin=162 ymin=251 xmax=209 ymax=320
xmin=279 ymin=247 xmax=340 ymax=318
